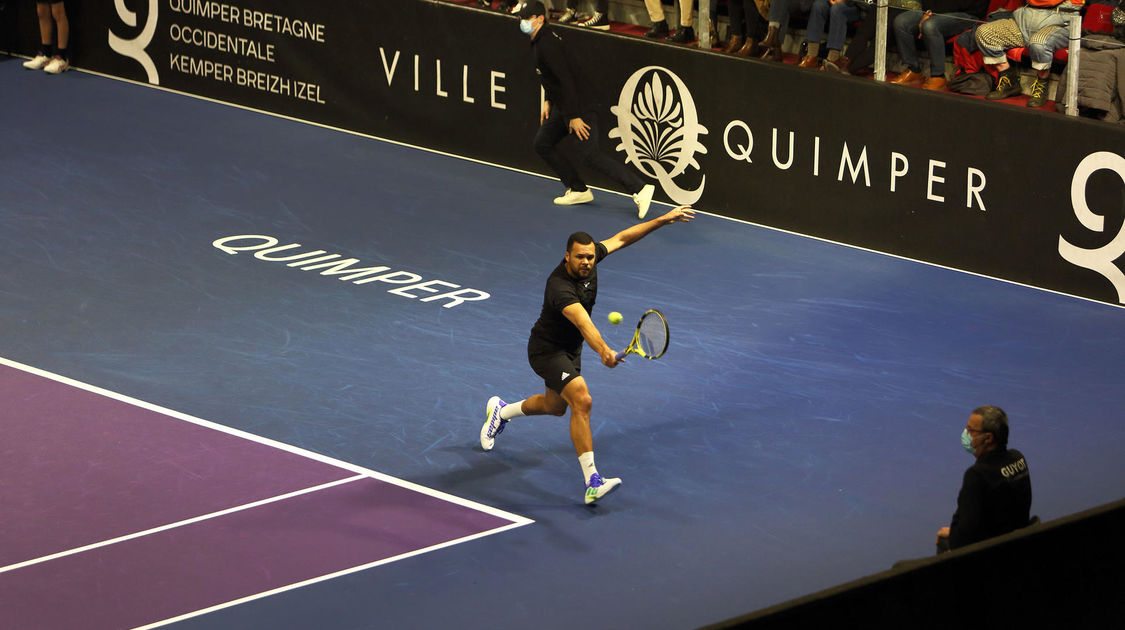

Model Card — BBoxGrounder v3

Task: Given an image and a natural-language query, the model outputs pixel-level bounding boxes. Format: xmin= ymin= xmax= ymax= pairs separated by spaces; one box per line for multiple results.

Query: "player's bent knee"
xmin=568 ymin=393 xmax=592 ymax=414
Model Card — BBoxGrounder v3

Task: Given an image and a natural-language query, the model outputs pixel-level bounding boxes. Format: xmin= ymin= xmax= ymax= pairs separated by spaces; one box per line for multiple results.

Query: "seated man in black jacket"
xmin=936 ymin=405 xmax=1032 ymax=552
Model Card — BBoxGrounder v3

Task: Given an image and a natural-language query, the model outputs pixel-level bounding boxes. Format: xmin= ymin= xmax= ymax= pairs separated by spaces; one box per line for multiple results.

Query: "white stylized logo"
xmin=610 ymin=66 xmax=707 ymax=205
xmin=1058 ymin=151 xmax=1125 ymax=303
xmin=109 ymin=0 xmax=159 ymax=84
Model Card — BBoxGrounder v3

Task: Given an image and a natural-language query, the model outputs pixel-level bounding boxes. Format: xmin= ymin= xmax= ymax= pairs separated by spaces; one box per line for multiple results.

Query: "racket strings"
xmin=637 ymin=314 xmax=668 ymax=358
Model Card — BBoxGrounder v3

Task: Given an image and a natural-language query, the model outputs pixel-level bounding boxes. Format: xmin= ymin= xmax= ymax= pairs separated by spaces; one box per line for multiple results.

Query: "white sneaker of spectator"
xmin=23 ymin=55 xmax=50 ymax=70
xmin=578 ymin=11 xmax=610 ymax=30
xmin=44 ymin=57 xmax=70 ymax=74
xmin=558 ymin=7 xmax=576 ymax=23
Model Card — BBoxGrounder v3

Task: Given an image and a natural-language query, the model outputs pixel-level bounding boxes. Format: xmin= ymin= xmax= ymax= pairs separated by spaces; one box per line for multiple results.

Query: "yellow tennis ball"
xmin=608 ymin=311 xmax=623 ymax=325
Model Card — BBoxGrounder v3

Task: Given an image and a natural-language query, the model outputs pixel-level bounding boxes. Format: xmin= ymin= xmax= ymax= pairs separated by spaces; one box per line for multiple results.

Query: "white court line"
xmin=0 ymin=356 xmax=533 ymax=527
xmin=131 ymin=520 xmax=529 ymax=630
xmin=61 ymin=64 xmax=1124 ymax=312
xmin=0 ymin=475 xmax=366 ymax=575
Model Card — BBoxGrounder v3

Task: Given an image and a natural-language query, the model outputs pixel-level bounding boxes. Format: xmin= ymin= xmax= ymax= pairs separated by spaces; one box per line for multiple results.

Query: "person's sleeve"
xmin=547 ymin=277 xmax=580 ymax=312
xmin=545 ymin=35 xmax=583 ymax=119
xmin=948 ymin=469 xmax=984 ymax=549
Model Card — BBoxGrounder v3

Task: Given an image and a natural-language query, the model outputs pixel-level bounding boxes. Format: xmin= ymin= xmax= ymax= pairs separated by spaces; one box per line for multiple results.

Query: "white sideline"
xmin=0 ymin=475 xmax=367 ymax=575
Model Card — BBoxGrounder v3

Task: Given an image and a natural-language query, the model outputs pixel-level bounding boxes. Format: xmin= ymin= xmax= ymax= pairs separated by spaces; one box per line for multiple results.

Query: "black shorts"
xmin=527 ymin=346 xmax=582 ymax=394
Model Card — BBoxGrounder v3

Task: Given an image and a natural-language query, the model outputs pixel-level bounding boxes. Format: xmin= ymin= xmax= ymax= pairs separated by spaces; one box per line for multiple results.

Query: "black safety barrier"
xmin=9 ymin=1 xmax=1125 ymax=306
xmin=702 ymin=496 xmax=1125 ymax=628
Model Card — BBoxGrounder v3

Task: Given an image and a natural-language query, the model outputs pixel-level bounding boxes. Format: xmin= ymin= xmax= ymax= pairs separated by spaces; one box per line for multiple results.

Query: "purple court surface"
xmin=0 ymin=360 xmax=529 ymax=630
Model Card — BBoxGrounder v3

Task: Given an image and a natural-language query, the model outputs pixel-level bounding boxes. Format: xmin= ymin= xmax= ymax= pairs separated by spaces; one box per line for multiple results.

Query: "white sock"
xmin=578 ymin=451 xmax=598 ymax=485
xmin=499 ymin=400 xmax=525 ymax=421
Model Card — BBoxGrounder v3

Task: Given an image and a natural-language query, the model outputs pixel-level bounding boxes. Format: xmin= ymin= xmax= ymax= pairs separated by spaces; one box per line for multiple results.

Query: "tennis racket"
xmin=615 ymin=309 xmax=669 ymax=361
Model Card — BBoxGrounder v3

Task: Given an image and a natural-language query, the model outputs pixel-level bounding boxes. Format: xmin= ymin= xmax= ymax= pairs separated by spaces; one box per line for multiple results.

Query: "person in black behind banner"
xmin=936 ymin=405 xmax=1033 ymax=553
xmin=516 ymin=1 xmax=656 ymax=218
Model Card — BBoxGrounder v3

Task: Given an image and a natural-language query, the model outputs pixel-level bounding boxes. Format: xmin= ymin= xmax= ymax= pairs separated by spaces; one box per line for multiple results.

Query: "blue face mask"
xmin=519 ymin=19 xmax=534 ymax=35
xmin=961 ymin=429 xmax=975 ymax=454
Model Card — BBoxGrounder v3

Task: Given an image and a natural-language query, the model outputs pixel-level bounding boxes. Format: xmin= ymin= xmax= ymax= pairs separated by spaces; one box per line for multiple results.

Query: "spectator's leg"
xmin=824 ymin=3 xmax=861 ymax=70
xmin=745 ymin=0 xmax=767 ymax=40
xmin=891 ymin=10 xmax=924 ymax=75
xmin=1026 ymin=25 xmax=1064 ymax=107
xmin=51 ymin=2 xmax=68 ymax=56
xmin=976 ymin=18 xmax=1025 ymax=100
xmin=680 ymin=0 xmax=695 ymax=27
xmin=725 ymin=0 xmax=747 ymax=52
xmin=921 ymin=13 xmax=974 ymax=78
xmin=801 ymin=0 xmax=830 ymax=66
xmin=1027 ymin=25 xmax=1065 ymax=73
xmin=644 ymin=0 xmax=670 ymax=38
xmin=761 ymin=0 xmax=791 ymax=59
xmin=573 ymin=115 xmax=646 ymax=195
xmin=669 ymin=0 xmax=697 ymax=42
xmin=36 ymin=2 xmax=54 ymax=55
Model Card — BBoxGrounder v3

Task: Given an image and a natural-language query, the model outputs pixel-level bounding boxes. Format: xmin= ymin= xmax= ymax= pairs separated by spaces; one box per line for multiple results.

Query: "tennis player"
xmin=481 ymin=205 xmax=695 ymax=505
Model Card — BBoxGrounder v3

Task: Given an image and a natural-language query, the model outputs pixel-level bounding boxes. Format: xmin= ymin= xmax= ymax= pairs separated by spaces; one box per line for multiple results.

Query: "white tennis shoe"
xmin=554 ymin=188 xmax=594 ymax=206
xmin=633 ymin=184 xmax=654 ymax=219
xmin=23 ymin=55 xmax=50 ymax=70
xmin=584 ymin=473 xmax=621 ymax=505
xmin=480 ymin=396 xmax=508 ymax=451
xmin=44 ymin=57 xmax=70 ymax=74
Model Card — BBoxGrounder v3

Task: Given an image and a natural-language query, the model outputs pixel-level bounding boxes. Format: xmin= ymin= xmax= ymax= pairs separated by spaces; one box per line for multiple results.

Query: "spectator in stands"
xmin=517 ymin=2 xmax=656 ymax=216
xmin=797 ymin=0 xmax=864 ymax=69
xmin=22 ymin=0 xmax=70 ymax=74
xmin=890 ymin=0 xmax=990 ymax=90
xmin=644 ymin=0 xmax=698 ymax=44
xmin=558 ymin=0 xmax=612 ymax=29
xmin=838 ymin=1 xmax=917 ymax=74
xmin=975 ymin=0 xmax=1069 ymax=107
xmin=936 ymin=405 xmax=1032 ymax=553
xmin=760 ymin=0 xmax=818 ymax=61
xmin=722 ymin=0 xmax=769 ymax=56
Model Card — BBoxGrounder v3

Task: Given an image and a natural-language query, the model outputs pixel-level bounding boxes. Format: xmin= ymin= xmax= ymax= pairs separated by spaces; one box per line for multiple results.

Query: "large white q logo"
xmin=108 ymin=0 xmax=159 ymax=85
xmin=1058 ymin=151 xmax=1125 ymax=303
xmin=609 ymin=66 xmax=708 ymax=205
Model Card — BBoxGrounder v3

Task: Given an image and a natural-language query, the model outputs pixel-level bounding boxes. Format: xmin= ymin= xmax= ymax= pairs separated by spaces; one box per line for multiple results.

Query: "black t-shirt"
xmin=949 ymin=448 xmax=1032 ymax=549
xmin=528 ymin=241 xmax=608 ymax=354
xmin=529 ymin=24 xmax=595 ymax=121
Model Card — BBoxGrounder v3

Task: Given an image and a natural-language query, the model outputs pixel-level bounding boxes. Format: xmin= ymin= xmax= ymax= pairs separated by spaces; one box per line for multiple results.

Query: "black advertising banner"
xmin=12 ymin=1 xmax=1125 ymax=305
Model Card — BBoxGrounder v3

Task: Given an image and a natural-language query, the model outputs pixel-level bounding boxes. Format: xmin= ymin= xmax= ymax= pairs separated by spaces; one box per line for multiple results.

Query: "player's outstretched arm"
xmin=601 ymin=205 xmax=695 ymax=254
xmin=562 ymin=303 xmax=620 ymax=368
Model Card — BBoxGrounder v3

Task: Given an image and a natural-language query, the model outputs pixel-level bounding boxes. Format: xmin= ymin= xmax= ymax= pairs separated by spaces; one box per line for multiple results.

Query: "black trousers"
xmin=532 ymin=108 xmax=644 ymax=195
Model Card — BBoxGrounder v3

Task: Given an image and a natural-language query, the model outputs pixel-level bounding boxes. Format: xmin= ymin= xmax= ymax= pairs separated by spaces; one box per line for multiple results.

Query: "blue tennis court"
xmin=2 ymin=62 xmax=1124 ymax=629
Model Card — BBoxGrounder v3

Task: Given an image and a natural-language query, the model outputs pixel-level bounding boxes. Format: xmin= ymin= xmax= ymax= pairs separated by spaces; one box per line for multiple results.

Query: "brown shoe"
xmin=797 ymin=55 xmax=819 ymax=69
xmin=760 ymin=46 xmax=782 ymax=62
xmin=723 ymin=34 xmax=744 ymax=54
xmin=922 ymin=77 xmax=947 ymax=91
xmin=890 ymin=69 xmax=924 ymax=85
xmin=760 ymin=24 xmax=780 ymax=50
xmin=735 ymin=38 xmax=759 ymax=57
